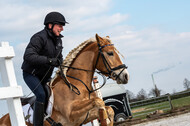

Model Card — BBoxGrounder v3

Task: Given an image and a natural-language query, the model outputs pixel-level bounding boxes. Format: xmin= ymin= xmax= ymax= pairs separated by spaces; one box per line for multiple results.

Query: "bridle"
xmin=94 ymin=42 xmax=128 ymax=80
xmin=59 ymin=42 xmax=128 ymax=95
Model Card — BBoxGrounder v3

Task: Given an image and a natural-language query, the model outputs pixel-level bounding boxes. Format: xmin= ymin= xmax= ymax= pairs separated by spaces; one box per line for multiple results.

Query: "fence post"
xmin=167 ymin=93 xmax=173 ymax=110
xmin=0 ymin=42 xmax=26 ymax=126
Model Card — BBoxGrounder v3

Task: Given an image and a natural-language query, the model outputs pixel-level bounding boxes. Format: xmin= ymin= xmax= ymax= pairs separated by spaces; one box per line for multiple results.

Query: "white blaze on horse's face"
xmin=105 ymin=51 xmax=129 ymax=84
xmin=109 ymin=51 xmax=129 ymax=84
xmin=111 ymin=66 xmax=129 ymax=84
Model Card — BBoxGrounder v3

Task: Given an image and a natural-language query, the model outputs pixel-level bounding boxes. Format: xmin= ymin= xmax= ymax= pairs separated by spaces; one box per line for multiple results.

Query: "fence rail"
xmin=129 ymin=90 xmax=190 ymax=118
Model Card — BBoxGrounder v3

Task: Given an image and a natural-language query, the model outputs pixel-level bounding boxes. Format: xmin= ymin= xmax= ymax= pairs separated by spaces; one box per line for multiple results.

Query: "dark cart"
xmin=100 ymin=83 xmax=132 ymax=122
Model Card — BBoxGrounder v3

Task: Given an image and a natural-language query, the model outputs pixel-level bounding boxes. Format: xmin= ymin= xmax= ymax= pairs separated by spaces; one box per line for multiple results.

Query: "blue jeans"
xmin=23 ymin=71 xmax=48 ymax=103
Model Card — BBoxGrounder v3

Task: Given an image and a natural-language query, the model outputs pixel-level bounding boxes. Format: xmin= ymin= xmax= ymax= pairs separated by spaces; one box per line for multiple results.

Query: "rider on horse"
xmin=21 ymin=11 xmax=68 ymax=126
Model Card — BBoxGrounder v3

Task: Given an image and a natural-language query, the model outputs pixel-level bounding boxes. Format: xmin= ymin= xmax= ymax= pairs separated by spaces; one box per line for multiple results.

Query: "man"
xmin=21 ymin=11 xmax=68 ymax=126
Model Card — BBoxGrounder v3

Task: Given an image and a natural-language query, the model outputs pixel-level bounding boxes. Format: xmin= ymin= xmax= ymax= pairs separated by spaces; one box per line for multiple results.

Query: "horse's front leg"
xmin=105 ymin=106 xmax=114 ymax=126
xmin=69 ymin=97 xmax=105 ymax=122
xmin=84 ymin=106 xmax=114 ymax=126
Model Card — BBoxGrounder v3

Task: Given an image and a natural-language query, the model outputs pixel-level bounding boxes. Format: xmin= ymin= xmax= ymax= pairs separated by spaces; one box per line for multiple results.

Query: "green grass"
xmin=131 ymin=95 xmax=190 ymax=119
xmin=171 ymin=95 xmax=190 ymax=108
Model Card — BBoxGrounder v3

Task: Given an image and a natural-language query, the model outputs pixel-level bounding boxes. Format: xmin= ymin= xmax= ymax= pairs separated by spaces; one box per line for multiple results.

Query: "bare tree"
xmin=183 ymin=78 xmax=190 ymax=90
xmin=148 ymin=86 xmax=162 ymax=97
xmin=126 ymin=89 xmax=135 ymax=102
xmin=137 ymin=89 xmax=148 ymax=100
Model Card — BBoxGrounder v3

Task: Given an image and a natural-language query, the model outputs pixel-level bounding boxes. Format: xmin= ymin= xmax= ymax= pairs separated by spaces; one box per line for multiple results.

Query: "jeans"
xmin=23 ymin=71 xmax=48 ymax=103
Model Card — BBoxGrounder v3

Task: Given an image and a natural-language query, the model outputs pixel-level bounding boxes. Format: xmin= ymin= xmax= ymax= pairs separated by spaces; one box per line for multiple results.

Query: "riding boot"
xmin=33 ymin=101 xmax=45 ymax=126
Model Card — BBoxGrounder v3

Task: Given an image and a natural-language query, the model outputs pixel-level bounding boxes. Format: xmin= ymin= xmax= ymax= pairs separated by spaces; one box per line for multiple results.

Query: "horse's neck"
xmin=67 ymin=50 xmax=96 ymax=86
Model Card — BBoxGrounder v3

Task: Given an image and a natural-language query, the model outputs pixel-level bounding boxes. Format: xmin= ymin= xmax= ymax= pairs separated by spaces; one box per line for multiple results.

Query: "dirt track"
xmin=133 ymin=112 xmax=190 ymax=126
xmin=114 ymin=105 xmax=190 ymax=126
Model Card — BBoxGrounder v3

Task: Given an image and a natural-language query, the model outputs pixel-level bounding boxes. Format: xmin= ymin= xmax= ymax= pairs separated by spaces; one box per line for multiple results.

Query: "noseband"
xmin=95 ymin=43 xmax=128 ymax=79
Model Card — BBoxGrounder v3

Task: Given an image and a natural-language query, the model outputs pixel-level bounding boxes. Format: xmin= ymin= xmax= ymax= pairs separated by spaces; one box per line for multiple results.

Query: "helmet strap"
xmin=46 ymin=23 xmax=55 ymax=31
xmin=51 ymin=23 xmax=58 ymax=37
xmin=49 ymin=23 xmax=55 ymax=32
xmin=46 ymin=23 xmax=60 ymax=37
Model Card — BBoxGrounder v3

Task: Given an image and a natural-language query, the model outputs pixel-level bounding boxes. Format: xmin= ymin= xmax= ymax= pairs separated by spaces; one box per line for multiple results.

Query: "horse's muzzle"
xmin=112 ymin=69 xmax=129 ymax=84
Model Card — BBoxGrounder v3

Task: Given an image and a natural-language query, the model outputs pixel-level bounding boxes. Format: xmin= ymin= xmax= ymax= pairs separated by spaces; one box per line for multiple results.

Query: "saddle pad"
xmin=23 ymin=89 xmax=54 ymax=124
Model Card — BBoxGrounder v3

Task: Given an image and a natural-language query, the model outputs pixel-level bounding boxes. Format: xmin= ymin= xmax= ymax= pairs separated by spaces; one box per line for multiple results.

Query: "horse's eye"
xmin=107 ymin=51 xmax=114 ymax=56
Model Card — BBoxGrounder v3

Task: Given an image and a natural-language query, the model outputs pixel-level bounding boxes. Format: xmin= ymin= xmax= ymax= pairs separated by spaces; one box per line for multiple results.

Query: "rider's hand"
xmin=48 ymin=58 xmax=60 ymax=67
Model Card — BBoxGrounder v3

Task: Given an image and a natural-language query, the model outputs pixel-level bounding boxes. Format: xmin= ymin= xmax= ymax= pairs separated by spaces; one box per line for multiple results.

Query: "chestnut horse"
xmin=0 ymin=34 xmax=129 ymax=126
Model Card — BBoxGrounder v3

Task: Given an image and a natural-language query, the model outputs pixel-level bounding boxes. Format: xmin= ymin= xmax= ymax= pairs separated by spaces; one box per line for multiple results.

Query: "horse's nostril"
xmin=125 ymin=74 xmax=128 ymax=80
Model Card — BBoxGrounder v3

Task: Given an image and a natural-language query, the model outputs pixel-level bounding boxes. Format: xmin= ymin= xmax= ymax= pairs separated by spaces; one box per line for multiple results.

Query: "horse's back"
xmin=0 ymin=114 xmax=11 ymax=126
xmin=0 ymin=114 xmax=31 ymax=126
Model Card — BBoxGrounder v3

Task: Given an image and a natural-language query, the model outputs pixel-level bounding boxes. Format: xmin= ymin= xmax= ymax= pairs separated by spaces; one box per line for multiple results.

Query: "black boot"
xmin=33 ymin=101 xmax=45 ymax=126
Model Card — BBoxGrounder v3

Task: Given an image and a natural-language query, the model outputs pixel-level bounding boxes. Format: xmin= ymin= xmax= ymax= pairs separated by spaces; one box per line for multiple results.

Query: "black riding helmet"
xmin=44 ymin=12 xmax=68 ymax=26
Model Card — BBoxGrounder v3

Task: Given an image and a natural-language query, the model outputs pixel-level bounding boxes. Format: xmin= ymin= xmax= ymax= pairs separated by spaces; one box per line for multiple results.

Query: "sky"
xmin=0 ymin=0 xmax=190 ymax=118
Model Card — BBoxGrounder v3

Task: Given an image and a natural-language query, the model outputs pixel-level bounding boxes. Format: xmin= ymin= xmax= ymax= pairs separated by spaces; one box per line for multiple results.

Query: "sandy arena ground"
xmin=115 ymin=106 xmax=190 ymax=126
xmin=133 ymin=112 xmax=190 ymax=126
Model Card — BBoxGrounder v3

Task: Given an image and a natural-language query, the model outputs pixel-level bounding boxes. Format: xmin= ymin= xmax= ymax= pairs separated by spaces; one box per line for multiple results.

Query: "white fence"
xmin=0 ymin=42 xmax=26 ymax=126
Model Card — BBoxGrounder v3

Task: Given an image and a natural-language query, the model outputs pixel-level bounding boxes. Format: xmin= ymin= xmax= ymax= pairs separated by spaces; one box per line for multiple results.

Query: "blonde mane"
xmin=50 ymin=37 xmax=96 ymax=84
xmin=61 ymin=37 xmax=96 ymax=74
xmin=50 ymin=36 xmax=115 ymax=86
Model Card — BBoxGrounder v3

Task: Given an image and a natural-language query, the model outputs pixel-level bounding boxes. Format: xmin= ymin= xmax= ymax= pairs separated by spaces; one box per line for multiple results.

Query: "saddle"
xmin=21 ymin=84 xmax=61 ymax=125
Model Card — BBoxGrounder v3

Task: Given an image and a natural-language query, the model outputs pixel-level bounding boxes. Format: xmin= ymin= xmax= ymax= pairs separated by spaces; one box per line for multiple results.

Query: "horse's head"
xmin=95 ymin=34 xmax=129 ymax=84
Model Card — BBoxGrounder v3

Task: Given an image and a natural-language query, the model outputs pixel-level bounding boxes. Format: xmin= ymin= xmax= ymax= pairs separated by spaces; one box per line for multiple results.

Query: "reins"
xmin=59 ymin=65 xmax=107 ymax=95
xmin=58 ymin=65 xmax=107 ymax=126
xmin=59 ymin=64 xmax=81 ymax=95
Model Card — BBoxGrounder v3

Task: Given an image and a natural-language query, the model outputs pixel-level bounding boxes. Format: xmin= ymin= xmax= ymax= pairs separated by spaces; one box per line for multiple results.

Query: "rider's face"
xmin=49 ymin=24 xmax=64 ymax=36
xmin=52 ymin=24 xmax=63 ymax=36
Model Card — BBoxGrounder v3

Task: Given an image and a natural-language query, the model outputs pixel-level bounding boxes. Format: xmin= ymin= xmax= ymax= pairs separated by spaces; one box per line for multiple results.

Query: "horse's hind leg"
xmin=105 ymin=106 xmax=114 ymax=126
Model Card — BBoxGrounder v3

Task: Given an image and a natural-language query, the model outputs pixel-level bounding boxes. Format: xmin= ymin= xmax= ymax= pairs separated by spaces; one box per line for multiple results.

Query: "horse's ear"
xmin=95 ymin=33 xmax=103 ymax=45
xmin=95 ymin=33 xmax=100 ymax=43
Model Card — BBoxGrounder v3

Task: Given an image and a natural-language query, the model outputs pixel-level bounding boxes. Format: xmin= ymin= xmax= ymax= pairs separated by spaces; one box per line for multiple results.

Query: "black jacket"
xmin=21 ymin=27 xmax=63 ymax=79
